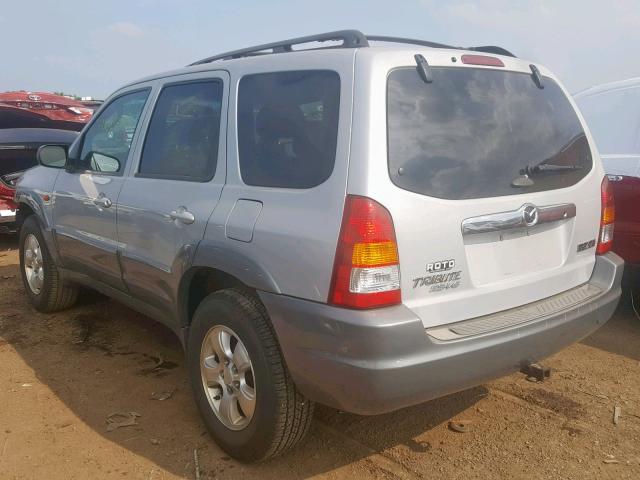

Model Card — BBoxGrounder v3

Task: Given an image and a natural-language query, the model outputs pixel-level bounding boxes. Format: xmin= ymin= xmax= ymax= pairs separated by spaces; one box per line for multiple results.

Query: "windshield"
xmin=387 ymin=67 xmax=592 ymax=200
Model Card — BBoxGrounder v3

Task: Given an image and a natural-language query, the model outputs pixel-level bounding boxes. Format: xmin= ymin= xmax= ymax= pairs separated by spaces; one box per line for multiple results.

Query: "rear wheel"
xmin=187 ymin=288 xmax=314 ymax=462
xmin=19 ymin=215 xmax=78 ymax=312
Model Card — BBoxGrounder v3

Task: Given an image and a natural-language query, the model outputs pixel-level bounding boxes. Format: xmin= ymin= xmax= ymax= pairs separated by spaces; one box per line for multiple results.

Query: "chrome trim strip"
xmin=0 ymin=145 xmax=27 ymax=150
xmin=461 ymin=203 xmax=576 ymax=235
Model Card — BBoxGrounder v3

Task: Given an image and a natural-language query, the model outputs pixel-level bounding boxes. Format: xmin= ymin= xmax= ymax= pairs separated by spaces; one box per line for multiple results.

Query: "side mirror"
xmin=37 ymin=145 xmax=68 ymax=168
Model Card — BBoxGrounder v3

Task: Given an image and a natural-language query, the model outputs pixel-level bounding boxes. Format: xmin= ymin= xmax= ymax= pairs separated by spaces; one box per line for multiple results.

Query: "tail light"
xmin=329 ymin=195 xmax=401 ymax=309
xmin=596 ymin=176 xmax=615 ymax=255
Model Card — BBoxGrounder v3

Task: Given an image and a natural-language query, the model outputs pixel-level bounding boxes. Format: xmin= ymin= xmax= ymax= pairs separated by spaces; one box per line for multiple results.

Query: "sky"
xmin=1 ymin=0 xmax=639 ymax=99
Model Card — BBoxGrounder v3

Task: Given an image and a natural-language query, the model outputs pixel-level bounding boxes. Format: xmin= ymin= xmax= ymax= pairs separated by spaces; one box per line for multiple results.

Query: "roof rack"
xmin=188 ymin=30 xmax=516 ymax=66
xmin=366 ymin=35 xmax=459 ymax=51
xmin=366 ymin=36 xmax=516 ymax=58
xmin=189 ymin=30 xmax=369 ymax=66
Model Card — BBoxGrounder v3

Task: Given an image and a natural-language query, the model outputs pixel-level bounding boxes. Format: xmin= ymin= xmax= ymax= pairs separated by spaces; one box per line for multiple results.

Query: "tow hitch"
xmin=520 ymin=363 xmax=551 ymax=383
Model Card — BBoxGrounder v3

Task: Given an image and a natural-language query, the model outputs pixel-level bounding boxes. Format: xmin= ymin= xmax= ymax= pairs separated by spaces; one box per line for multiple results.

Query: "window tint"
xmin=387 ymin=68 xmax=592 ymax=200
xmin=139 ymin=81 xmax=223 ymax=181
xmin=79 ymin=89 xmax=149 ymax=174
xmin=238 ymin=70 xmax=340 ymax=188
xmin=577 ymin=87 xmax=640 ymax=155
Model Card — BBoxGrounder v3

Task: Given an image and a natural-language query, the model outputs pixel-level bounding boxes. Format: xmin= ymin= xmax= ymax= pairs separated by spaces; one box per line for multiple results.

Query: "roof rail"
xmin=188 ymin=30 xmax=516 ymax=66
xmin=367 ymin=35 xmax=516 ymax=58
xmin=366 ymin=35 xmax=459 ymax=51
xmin=189 ymin=30 xmax=369 ymax=66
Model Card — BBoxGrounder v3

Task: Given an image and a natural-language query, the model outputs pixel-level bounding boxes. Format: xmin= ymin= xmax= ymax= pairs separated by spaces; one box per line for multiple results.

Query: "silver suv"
xmin=15 ymin=31 xmax=623 ymax=462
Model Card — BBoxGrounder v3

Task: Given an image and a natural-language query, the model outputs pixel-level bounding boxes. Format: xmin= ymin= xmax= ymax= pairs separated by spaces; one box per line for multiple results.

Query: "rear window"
xmin=238 ymin=70 xmax=340 ymax=189
xmin=387 ymin=67 xmax=592 ymax=200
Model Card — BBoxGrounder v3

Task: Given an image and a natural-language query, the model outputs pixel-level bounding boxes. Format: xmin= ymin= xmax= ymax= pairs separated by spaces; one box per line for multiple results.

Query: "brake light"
xmin=596 ymin=176 xmax=615 ymax=255
xmin=461 ymin=54 xmax=505 ymax=67
xmin=329 ymin=196 xmax=401 ymax=309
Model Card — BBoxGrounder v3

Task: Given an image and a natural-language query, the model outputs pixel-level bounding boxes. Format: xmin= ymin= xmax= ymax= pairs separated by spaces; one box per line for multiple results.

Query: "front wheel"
xmin=19 ymin=215 xmax=78 ymax=312
xmin=187 ymin=288 xmax=314 ymax=462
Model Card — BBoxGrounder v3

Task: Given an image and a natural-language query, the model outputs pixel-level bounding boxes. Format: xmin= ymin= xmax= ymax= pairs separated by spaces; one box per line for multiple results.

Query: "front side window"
xmin=79 ymin=89 xmax=149 ymax=174
xmin=139 ymin=80 xmax=223 ymax=181
xmin=387 ymin=67 xmax=592 ymax=200
xmin=238 ymin=70 xmax=340 ymax=189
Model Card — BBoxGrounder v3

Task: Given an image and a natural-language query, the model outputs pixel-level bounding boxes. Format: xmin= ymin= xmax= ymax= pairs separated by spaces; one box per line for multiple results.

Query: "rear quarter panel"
xmin=199 ymin=50 xmax=356 ymax=302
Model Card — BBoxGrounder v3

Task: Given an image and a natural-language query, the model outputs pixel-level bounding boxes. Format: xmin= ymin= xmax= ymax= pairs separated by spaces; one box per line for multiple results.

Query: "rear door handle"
xmin=169 ymin=206 xmax=195 ymax=225
xmin=92 ymin=195 xmax=112 ymax=208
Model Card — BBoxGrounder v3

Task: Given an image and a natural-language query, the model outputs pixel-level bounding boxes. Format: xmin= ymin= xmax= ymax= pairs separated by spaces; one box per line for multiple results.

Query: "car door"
xmin=116 ymin=73 xmax=228 ymax=320
xmin=52 ymin=87 xmax=151 ymax=290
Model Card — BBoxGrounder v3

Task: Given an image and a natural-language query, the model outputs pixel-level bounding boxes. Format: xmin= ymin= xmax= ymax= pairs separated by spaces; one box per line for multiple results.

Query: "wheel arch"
xmin=15 ymin=194 xmax=62 ymax=265
xmin=15 ymin=192 xmax=50 ymax=230
xmin=178 ymin=266 xmax=245 ymax=329
xmin=179 ymin=243 xmax=282 ymax=328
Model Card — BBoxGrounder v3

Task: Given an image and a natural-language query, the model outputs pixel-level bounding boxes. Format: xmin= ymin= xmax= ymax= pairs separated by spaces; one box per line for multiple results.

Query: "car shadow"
xmin=0 ymin=251 xmax=485 ymax=479
xmin=580 ymin=288 xmax=640 ymax=362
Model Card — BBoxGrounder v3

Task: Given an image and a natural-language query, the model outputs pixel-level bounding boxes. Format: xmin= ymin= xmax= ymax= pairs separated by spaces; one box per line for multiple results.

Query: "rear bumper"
xmin=261 ymin=253 xmax=623 ymax=415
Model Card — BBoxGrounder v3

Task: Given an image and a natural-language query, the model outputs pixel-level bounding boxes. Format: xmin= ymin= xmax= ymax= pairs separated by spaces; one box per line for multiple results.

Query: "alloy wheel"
xmin=23 ymin=233 xmax=44 ymax=295
xmin=200 ymin=325 xmax=256 ymax=430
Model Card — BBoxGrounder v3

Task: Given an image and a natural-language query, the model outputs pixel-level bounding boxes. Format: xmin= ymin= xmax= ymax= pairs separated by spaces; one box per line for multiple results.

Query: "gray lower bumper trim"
xmin=260 ymin=253 xmax=623 ymax=415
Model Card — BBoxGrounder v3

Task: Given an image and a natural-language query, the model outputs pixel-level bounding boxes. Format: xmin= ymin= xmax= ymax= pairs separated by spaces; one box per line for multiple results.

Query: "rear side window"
xmin=238 ymin=70 xmax=340 ymax=189
xmin=387 ymin=67 xmax=592 ymax=200
xmin=139 ymin=80 xmax=223 ymax=181
xmin=577 ymin=87 xmax=640 ymax=155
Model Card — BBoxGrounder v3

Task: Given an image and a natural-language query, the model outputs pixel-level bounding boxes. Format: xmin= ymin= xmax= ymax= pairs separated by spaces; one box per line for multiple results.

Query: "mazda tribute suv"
xmin=14 ymin=30 xmax=623 ymax=462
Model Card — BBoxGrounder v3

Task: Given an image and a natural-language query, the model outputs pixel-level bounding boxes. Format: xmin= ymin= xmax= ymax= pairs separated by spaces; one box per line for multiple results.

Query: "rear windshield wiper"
xmin=524 ymin=163 xmax=583 ymax=175
xmin=512 ymin=163 xmax=583 ymax=187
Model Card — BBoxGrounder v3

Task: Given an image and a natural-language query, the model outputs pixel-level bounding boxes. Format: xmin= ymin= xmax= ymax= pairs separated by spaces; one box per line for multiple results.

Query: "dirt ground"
xmin=1 ymin=235 xmax=640 ymax=480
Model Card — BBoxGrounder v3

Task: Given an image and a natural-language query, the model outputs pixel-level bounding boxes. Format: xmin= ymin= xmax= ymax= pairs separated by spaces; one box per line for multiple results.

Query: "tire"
xmin=187 ymin=288 xmax=314 ymax=462
xmin=19 ymin=215 xmax=78 ymax=312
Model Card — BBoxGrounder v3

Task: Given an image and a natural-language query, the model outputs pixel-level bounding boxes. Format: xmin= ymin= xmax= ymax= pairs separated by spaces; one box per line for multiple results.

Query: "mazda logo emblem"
xmin=522 ymin=204 xmax=539 ymax=226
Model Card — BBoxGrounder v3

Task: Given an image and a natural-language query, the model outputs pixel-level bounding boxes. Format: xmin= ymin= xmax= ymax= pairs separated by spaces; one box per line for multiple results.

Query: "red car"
xmin=0 ymin=128 xmax=78 ymax=233
xmin=0 ymin=91 xmax=93 ymax=131
xmin=575 ymin=79 xmax=640 ymax=284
